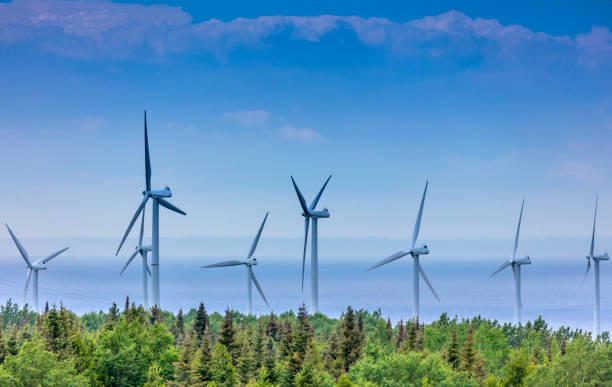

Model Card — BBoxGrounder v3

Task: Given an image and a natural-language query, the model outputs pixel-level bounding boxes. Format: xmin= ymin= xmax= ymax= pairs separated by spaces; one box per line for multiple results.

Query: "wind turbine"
xmin=291 ymin=175 xmax=332 ymax=314
xmin=368 ymin=181 xmax=439 ymax=320
xmin=116 ymin=110 xmax=186 ymax=308
xmin=201 ymin=212 xmax=271 ymax=315
xmin=120 ymin=205 xmax=152 ymax=308
xmin=490 ymin=198 xmax=531 ymax=325
xmin=584 ymin=196 xmax=609 ymax=336
xmin=5 ymin=224 xmax=69 ymax=312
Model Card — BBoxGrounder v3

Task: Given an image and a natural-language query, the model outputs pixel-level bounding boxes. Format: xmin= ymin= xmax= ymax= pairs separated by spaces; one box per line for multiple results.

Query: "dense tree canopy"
xmin=0 ymin=299 xmax=608 ymax=386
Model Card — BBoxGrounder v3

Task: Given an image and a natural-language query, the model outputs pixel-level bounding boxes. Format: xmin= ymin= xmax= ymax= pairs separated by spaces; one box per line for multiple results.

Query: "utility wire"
xmin=0 ymin=278 xmax=116 ymax=305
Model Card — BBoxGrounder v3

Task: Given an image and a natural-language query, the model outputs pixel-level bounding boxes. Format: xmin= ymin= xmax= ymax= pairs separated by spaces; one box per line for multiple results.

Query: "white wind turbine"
xmin=201 ymin=212 xmax=271 ymax=315
xmin=116 ymin=111 xmax=186 ymax=308
xmin=368 ymin=181 xmax=439 ymax=320
xmin=490 ymin=198 xmax=531 ymax=325
xmin=120 ymin=205 xmax=152 ymax=308
xmin=291 ymin=175 xmax=332 ymax=314
xmin=5 ymin=224 xmax=69 ymax=312
xmin=584 ymin=196 xmax=609 ymax=336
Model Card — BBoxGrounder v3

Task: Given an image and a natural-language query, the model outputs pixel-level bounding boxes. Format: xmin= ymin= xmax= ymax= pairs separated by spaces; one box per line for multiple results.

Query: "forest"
xmin=0 ymin=298 xmax=609 ymax=386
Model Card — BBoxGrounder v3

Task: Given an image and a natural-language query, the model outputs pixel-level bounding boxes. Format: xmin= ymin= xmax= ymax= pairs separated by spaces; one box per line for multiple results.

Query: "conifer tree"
xmin=193 ymin=302 xmax=209 ymax=343
xmin=265 ymin=312 xmax=280 ymax=341
xmin=385 ymin=318 xmax=393 ymax=342
xmin=263 ymin=338 xmax=277 ymax=384
xmin=322 ymin=330 xmax=343 ymax=379
xmin=218 ymin=308 xmax=237 ymax=359
xmin=339 ymin=306 xmax=362 ymax=372
xmin=210 ymin=343 xmax=237 ymax=386
xmin=237 ymin=334 xmax=256 ymax=384
xmin=444 ymin=326 xmax=460 ymax=369
xmin=124 ymin=295 xmax=130 ymax=314
xmin=546 ymin=335 xmax=553 ymax=361
xmin=459 ymin=325 xmax=485 ymax=379
xmin=253 ymin=320 xmax=265 ymax=370
xmin=415 ymin=325 xmax=425 ymax=352
xmin=150 ymin=305 xmax=163 ymax=325
xmin=406 ymin=319 xmax=417 ymax=350
xmin=176 ymin=308 xmax=185 ymax=343
xmin=396 ymin=319 xmax=406 ymax=348
xmin=107 ymin=302 xmax=119 ymax=326
xmin=176 ymin=334 xmax=194 ymax=385
xmin=191 ymin=327 xmax=213 ymax=385
xmin=560 ymin=336 xmax=567 ymax=355
xmin=44 ymin=302 xmax=49 ymax=315
xmin=293 ymin=304 xmax=313 ymax=367
xmin=279 ymin=321 xmax=293 ymax=359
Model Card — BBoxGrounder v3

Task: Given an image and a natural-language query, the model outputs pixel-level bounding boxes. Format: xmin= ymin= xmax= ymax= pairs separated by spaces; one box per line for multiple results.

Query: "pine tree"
xmin=124 ymin=295 xmax=130 ymax=314
xmin=237 ymin=334 xmax=256 ymax=384
xmin=263 ymin=338 xmax=277 ymax=384
xmin=193 ymin=302 xmax=209 ymax=343
xmin=265 ymin=312 xmax=280 ymax=341
xmin=107 ymin=302 xmax=119 ymax=325
xmin=253 ymin=320 xmax=266 ymax=370
xmin=339 ymin=306 xmax=362 ymax=372
xmin=459 ymin=325 xmax=485 ymax=379
xmin=192 ymin=327 xmax=213 ymax=385
xmin=560 ymin=336 xmax=567 ymax=356
xmin=210 ymin=343 xmax=237 ymax=386
xmin=415 ymin=325 xmax=425 ymax=352
xmin=150 ymin=305 xmax=163 ymax=325
xmin=406 ymin=319 xmax=417 ymax=350
xmin=444 ymin=326 xmax=460 ymax=369
xmin=396 ymin=319 xmax=406 ymax=348
xmin=176 ymin=334 xmax=194 ymax=385
xmin=293 ymin=304 xmax=313 ymax=367
xmin=322 ymin=330 xmax=343 ymax=379
xmin=43 ymin=302 xmax=49 ymax=315
xmin=279 ymin=321 xmax=293 ymax=359
xmin=176 ymin=308 xmax=185 ymax=343
xmin=218 ymin=308 xmax=237 ymax=359
xmin=385 ymin=318 xmax=393 ymax=342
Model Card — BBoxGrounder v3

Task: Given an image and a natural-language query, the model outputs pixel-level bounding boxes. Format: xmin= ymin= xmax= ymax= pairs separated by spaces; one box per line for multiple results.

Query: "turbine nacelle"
xmin=512 ymin=256 xmax=531 ymax=265
xmin=31 ymin=263 xmax=47 ymax=270
xmin=147 ymin=186 xmax=172 ymax=198
xmin=310 ymin=208 xmax=330 ymax=218
xmin=246 ymin=258 xmax=258 ymax=266
xmin=588 ymin=252 xmax=609 ymax=261
xmin=410 ymin=245 xmax=429 ymax=256
xmin=136 ymin=245 xmax=152 ymax=252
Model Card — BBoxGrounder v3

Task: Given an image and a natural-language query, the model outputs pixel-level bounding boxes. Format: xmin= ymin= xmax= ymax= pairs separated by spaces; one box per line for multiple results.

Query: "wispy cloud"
xmin=0 ymin=0 xmax=610 ymax=65
xmin=552 ymin=160 xmax=606 ymax=182
xmin=224 ymin=109 xmax=270 ymax=127
xmin=275 ymin=125 xmax=324 ymax=143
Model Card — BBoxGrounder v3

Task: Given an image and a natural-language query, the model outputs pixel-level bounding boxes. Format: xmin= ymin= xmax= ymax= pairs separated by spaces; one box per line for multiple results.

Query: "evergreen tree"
xmin=176 ymin=308 xmax=185 ymax=343
xmin=385 ymin=318 xmax=393 ymax=342
xmin=263 ymin=338 xmax=277 ymax=384
xmin=322 ymin=330 xmax=343 ymax=379
xmin=265 ymin=312 xmax=280 ymax=341
xmin=191 ymin=327 xmax=213 ymax=385
xmin=293 ymin=304 xmax=313 ymax=368
xmin=43 ymin=302 xmax=49 ymax=315
xmin=218 ymin=308 xmax=237 ymax=359
xmin=237 ymin=333 xmax=256 ymax=384
xmin=175 ymin=334 xmax=194 ymax=385
xmin=406 ymin=319 xmax=417 ymax=350
xmin=415 ymin=325 xmax=425 ymax=352
xmin=124 ymin=295 xmax=130 ymax=314
xmin=193 ymin=302 xmax=209 ymax=343
xmin=396 ymin=319 xmax=406 ymax=348
xmin=150 ymin=305 xmax=163 ymax=325
xmin=444 ymin=326 xmax=460 ymax=369
xmin=253 ymin=320 xmax=266 ymax=370
xmin=210 ymin=343 xmax=237 ymax=386
xmin=279 ymin=321 xmax=293 ymax=359
xmin=107 ymin=302 xmax=119 ymax=325
xmin=339 ymin=306 xmax=362 ymax=372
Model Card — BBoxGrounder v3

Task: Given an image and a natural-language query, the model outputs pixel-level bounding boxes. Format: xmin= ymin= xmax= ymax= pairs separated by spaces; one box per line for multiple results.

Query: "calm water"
xmin=0 ymin=256 xmax=609 ymax=333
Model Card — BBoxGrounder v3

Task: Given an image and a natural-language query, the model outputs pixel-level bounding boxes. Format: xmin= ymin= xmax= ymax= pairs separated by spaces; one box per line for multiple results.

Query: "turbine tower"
xmin=202 ymin=212 xmax=271 ymax=315
xmin=291 ymin=175 xmax=332 ymax=314
xmin=490 ymin=198 xmax=531 ymax=325
xmin=368 ymin=181 xmax=439 ymax=320
xmin=584 ymin=196 xmax=609 ymax=336
xmin=5 ymin=224 xmax=69 ymax=312
xmin=116 ymin=110 xmax=186 ymax=308
xmin=120 ymin=205 xmax=152 ymax=308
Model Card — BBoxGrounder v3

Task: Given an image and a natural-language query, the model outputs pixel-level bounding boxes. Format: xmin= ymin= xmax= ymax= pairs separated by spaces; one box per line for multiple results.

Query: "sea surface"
xmin=0 ymin=256 xmax=609 ymax=333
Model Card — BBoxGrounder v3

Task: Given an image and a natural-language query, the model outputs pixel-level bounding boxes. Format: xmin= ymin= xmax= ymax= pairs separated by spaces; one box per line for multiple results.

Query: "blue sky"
xmin=1 ymin=0 xmax=612 ymax=250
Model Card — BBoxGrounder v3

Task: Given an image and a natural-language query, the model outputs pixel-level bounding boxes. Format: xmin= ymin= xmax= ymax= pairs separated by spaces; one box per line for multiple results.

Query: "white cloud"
xmin=0 ymin=0 xmax=609 ymax=65
xmin=224 ymin=109 xmax=270 ymax=127
xmin=276 ymin=125 xmax=323 ymax=142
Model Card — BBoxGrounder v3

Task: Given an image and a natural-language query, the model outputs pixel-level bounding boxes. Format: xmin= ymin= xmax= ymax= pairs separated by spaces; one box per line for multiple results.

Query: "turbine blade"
xmin=584 ymin=258 xmax=591 ymax=280
xmin=144 ymin=110 xmax=151 ymax=192
xmin=368 ymin=250 xmax=410 ymax=271
xmin=291 ymin=176 xmax=309 ymax=215
xmin=120 ymin=251 xmax=140 ymax=275
xmin=147 ymin=264 xmax=152 ymax=277
xmin=513 ymin=198 xmax=525 ymax=259
xmin=490 ymin=260 xmax=511 ymax=277
xmin=23 ymin=268 xmax=32 ymax=305
xmin=417 ymin=261 xmax=440 ymax=301
xmin=590 ymin=195 xmax=598 ymax=256
xmin=116 ymin=196 xmax=149 ymax=256
xmin=201 ymin=260 xmax=246 ymax=268
xmin=247 ymin=212 xmax=269 ymax=259
xmin=139 ymin=205 xmax=146 ymax=247
xmin=308 ymin=174 xmax=332 ymax=212
xmin=250 ymin=268 xmax=271 ymax=310
xmin=158 ymin=198 xmax=187 ymax=216
xmin=41 ymin=247 xmax=69 ymax=264
xmin=301 ymin=218 xmax=309 ymax=292
xmin=412 ymin=181 xmax=428 ymax=249
xmin=5 ymin=224 xmax=31 ymax=267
